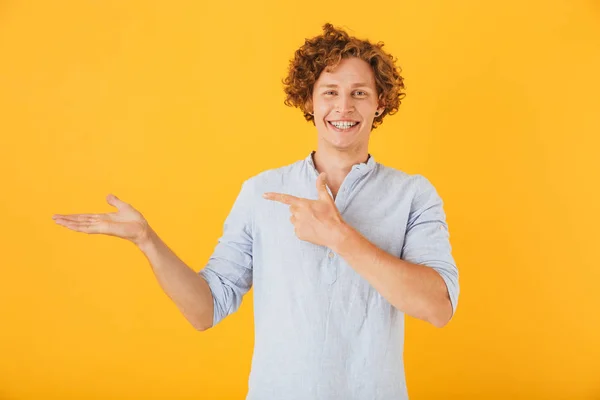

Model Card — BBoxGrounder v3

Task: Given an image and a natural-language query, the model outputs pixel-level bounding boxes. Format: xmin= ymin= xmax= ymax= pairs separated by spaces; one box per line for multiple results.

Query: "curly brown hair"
xmin=282 ymin=23 xmax=406 ymax=130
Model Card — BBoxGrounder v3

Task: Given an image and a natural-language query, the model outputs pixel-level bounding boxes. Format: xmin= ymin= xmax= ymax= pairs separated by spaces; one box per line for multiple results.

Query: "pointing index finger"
xmin=263 ymin=192 xmax=301 ymax=205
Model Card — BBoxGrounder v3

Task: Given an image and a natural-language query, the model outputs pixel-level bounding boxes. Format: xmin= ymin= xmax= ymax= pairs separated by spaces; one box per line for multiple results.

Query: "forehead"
xmin=316 ymin=57 xmax=376 ymax=87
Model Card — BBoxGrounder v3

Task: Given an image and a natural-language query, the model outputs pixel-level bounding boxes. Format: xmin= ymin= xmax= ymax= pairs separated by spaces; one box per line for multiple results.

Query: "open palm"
xmin=52 ymin=194 xmax=149 ymax=245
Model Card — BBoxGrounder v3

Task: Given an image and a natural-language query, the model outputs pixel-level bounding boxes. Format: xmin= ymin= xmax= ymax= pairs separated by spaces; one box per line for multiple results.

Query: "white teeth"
xmin=330 ymin=121 xmax=358 ymax=129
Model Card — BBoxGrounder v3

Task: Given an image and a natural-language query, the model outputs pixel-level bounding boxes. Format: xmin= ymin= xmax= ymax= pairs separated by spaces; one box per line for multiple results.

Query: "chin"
xmin=323 ymin=136 xmax=365 ymax=151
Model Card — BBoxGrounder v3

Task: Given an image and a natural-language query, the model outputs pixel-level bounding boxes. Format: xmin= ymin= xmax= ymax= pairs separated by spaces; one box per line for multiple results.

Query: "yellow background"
xmin=1 ymin=0 xmax=599 ymax=398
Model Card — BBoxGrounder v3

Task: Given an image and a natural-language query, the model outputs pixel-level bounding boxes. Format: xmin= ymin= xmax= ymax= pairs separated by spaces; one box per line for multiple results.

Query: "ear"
xmin=304 ymin=98 xmax=314 ymax=116
xmin=376 ymin=95 xmax=386 ymax=116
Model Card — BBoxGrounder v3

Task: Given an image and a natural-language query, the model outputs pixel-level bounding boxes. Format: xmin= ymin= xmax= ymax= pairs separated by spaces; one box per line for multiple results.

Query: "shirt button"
xmin=328 ymin=252 xmax=334 ymax=259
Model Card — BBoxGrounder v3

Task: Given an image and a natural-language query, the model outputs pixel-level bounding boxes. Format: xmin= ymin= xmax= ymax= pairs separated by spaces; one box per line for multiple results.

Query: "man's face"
xmin=311 ymin=57 xmax=383 ymax=153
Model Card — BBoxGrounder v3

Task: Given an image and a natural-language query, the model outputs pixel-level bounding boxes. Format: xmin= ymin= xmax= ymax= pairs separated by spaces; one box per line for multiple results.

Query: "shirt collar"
xmin=305 ymin=150 xmax=376 ymax=175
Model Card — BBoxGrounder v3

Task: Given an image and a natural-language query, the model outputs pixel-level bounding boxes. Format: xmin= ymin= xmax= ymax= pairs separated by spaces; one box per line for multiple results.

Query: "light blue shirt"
xmin=199 ymin=151 xmax=459 ymax=400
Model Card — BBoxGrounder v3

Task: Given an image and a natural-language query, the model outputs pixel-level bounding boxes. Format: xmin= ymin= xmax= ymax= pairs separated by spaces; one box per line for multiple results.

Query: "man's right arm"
xmin=136 ymin=179 xmax=255 ymax=332
xmin=137 ymin=227 xmax=215 ymax=331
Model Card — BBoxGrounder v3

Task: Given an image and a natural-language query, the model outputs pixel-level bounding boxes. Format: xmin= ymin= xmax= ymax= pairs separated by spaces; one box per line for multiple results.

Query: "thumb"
xmin=106 ymin=194 xmax=128 ymax=210
xmin=316 ymin=172 xmax=333 ymax=202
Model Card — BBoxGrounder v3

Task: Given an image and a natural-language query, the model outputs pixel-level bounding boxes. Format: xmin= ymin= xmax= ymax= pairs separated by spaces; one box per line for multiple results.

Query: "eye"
xmin=354 ymin=91 xmax=367 ymax=96
xmin=324 ymin=90 xmax=336 ymax=96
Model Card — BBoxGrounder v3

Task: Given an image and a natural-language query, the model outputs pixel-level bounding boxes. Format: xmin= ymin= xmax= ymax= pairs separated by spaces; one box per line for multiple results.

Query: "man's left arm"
xmin=263 ymin=173 xmax=459 ymax=328
xmin=331 ymin=176 xmax=459 ymax=328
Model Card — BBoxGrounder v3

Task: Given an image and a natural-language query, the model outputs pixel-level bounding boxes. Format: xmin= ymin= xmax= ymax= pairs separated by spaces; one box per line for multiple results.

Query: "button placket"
xmin=306 ymin=155 xmax=373 ymax=285
xmin=323 ymin=249 xmax=338 ymax=284
xmin=323 ymin=173 xmax=358 ymax=285
xmin=334 ymin=173 xmax=358 ymax=214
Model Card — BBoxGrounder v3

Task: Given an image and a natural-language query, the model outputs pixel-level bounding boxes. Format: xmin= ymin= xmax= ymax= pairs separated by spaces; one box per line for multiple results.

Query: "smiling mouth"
xmin=327 ymin=121 xmax=360 ymax=132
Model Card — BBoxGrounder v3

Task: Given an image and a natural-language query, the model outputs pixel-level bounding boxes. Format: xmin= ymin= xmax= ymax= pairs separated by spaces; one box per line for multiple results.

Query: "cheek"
xmin=315 ymin=107 xmax=328 ymax=118
xmin=314 ymin=99 xmax=333 ymax=114
xmin=357 ymin=102 xmax=376 ymax=113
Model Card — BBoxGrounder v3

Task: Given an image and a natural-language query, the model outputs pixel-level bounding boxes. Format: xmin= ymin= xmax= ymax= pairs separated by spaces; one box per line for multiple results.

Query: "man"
xmin=53 ymin=23 xmax=459 ymax=400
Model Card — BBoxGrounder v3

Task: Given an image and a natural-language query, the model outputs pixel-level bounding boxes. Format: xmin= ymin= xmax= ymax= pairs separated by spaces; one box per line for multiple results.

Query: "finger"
xmin=53 ymin=216 xmax=104 ymax=234
xmin=52 ymin=214 xmax=102 ymax=222
xmin=289 ymin=215 xmax=296 ymax=224
xmin=316 ymin=172 xmax=334 ymax=203
xmin=106 ymin=194 xmax=129 ymax=210
xmin=263 ymin=192 xmax=301 ymax=205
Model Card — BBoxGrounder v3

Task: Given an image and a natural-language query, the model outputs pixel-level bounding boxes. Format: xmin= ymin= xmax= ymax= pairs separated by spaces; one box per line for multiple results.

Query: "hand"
xmin=52 ymin=194 xmax=151 ymax=247
xmin=263 ymin=172 xmax=347 ymax=248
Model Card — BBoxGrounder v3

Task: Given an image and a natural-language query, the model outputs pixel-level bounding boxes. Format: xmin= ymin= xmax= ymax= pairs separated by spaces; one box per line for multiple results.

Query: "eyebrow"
xmin=317 ymin=83 xmax=371 ymax=89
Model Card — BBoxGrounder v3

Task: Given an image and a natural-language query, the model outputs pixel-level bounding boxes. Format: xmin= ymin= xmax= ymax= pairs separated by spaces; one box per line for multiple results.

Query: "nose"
xmin=335 ymin=94 xmax=355 ymax=114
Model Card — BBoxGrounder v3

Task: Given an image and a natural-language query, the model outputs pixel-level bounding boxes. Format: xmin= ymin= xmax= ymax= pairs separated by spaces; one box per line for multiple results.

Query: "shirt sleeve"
xmin=400 ymin=175 xmax=460 ymax=317
xmin=199 ymin=179 xmax=254 ymax=327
